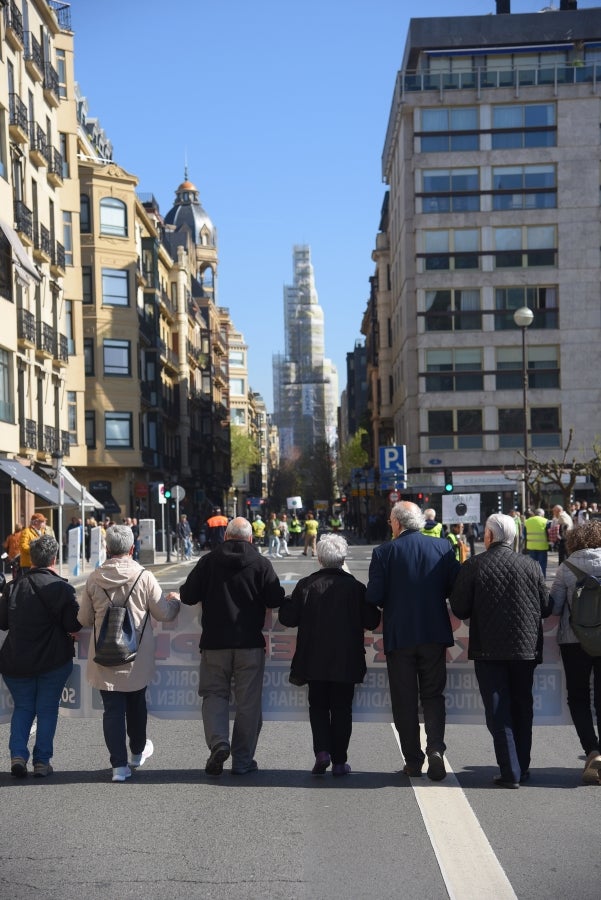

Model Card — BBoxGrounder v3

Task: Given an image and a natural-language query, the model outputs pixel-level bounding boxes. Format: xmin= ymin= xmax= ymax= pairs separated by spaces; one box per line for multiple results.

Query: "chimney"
xmin=496 ymin=1 xmax=510 ymax=14
xmin=560 ymin=1 xmax=578 ymax=9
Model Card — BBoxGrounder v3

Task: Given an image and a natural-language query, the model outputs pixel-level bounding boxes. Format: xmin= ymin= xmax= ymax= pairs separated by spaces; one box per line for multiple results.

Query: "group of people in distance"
xmin=1 ymin=500 xmax=599 ymax=787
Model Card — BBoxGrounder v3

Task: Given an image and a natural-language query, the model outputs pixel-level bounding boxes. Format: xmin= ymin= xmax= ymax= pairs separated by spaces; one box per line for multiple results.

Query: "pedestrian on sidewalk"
xmin=367 ymin=501 xmax=460 ymax=782
xmin=0 ymin=534 xmax=81 ymax=778
xmin=179 ymin=517 xmax=284 ymax=776
xmin=302 ymin=512 xmax=318 ymax=557
xmin=278 ymin=513 xmax=292 ymax=556
xmin=78 ymin=525 xmax=180 ymax=782
xmin=279 ymin=534 xmax=380 ymax=776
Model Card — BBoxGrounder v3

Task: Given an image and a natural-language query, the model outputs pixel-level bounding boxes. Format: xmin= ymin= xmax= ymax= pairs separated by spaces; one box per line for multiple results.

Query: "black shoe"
xmin=493 ymin=775 xmax=519 ymax=789
xmin=427 ymin=751 xmax=447 ymax=782
xmin=402 ymin=764 xmax=423 ymax=777
xmin=205 ymin=743 xmax=230 ymax=777
xmin=519 ymin=770 xmax=530 ymax=784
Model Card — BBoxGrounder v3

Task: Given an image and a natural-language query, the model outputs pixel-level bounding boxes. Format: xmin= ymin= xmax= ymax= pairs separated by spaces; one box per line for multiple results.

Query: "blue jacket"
xmin=366 ymin=529 xmax=460 ymax=652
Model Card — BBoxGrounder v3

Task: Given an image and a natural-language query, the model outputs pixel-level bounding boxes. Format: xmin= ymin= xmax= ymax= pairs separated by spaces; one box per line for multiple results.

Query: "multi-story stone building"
xmin=0 ymin=0 xmax=81 ymax=537
xmin=377 ymin=0 xmax=601 ymax=509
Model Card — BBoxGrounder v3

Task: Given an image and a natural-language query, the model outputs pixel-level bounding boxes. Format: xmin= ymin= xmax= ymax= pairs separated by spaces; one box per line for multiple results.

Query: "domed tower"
xmin=164 ymin=171 xmax=217 ymax=297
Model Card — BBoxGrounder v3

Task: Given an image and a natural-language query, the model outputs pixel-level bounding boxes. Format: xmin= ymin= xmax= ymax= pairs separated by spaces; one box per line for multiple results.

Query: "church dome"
xmin=164 ymin=174 xmax=215 ymax=246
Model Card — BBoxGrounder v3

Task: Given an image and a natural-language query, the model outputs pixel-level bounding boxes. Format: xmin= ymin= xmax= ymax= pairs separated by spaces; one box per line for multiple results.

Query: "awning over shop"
xmin=88 ymin=480 xmax=121 ymax=515
xmin=0 ymin=458 xmax=60 ymax=506
xmin=57 ymin=467 xmax=103 ymax=509
xmin=0 ymin=217 xmax=42 ymax=286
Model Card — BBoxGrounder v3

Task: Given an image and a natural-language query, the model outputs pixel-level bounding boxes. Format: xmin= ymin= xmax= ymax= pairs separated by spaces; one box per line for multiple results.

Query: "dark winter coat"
xmin=179 ymin=539 xmax=284 ymax=649
xmin=449 ymin=541 xmax=550 ymax=662
xmin=279 ymin=568 xmax=381 ymax=684
xmin=0 ymin=568 xmax=81 ymax=677
xmin=366 ymin=529 xmax=460 ymax=652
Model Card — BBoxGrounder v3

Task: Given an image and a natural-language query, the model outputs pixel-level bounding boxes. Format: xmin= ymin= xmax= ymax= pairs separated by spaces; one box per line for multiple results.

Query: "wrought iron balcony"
xmin=9 ymin=93 xmax=28 ymax=142
xmin=4 ymin=1 xmax=24 ymax=48
xmin=60 ymin=430 xmax=70 ymax=458
xmin=20 ymin=418 xmax=37 ymax=451
xmin=29 ymin=122 xmax=49 ymax=167
xmin=43 ymin=62 xmax=60 ymax=107
xmin=37 ymin=320 xmax=56 ymax=356
xmin=40 ymin=424 xmax=58 ymax=455
xmin=47 ymin=147 xmax=64 ymax=186
xmin=24 ymin=31 xmax=43 ymax=79
xmin=17 ymin=308 xmax=36 ymax=343
xmin=34 ymin=222 xmax=52 ymax=261
xmin=56 ymin=333 xmax=69 ymax=363
xmin=48 ymin=1 xmax=72 ymax=31
xmin=51 ymin=240 xmax=65 ymax=273
xmin=14 ymin=200 xmax=33 ymax=244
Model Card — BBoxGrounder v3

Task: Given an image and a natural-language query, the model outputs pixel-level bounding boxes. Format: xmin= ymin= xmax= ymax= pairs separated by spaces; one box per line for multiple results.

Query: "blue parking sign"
xmin=379 ymin=445 xmax=407 ymax=488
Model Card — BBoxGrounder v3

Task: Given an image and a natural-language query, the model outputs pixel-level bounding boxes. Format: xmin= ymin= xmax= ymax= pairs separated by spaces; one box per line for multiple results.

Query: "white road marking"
xmin=392 ymin=724 xmax=517 ymax=900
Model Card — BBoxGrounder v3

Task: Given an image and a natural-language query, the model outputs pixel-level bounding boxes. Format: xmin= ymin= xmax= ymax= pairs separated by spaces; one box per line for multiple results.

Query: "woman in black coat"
xmin=279 ymin=534 xmax=380 ymax=776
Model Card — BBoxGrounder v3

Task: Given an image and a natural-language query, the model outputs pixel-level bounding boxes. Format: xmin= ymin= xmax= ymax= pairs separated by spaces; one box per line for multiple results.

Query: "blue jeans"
xmin=528 ymin=550 xmax=548 ymax=577
xmin=3 ymin=660 xmax=73 ymax=764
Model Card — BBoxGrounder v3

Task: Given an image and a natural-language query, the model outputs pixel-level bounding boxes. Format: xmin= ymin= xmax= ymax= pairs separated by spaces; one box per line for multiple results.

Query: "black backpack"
xmin=564 ymin=561 xmax=601 ymax=657
xmin=93 ymin=571 xmax=148 ymax=667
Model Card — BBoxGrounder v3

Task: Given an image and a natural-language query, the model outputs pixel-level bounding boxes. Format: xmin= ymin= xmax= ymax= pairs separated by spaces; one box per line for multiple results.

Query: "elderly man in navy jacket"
xmin=367 ymin=501 xmax=460 ymax=781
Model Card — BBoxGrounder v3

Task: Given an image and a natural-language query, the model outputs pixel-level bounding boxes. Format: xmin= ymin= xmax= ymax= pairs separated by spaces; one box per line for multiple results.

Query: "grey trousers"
xmin=198 ymin=647 xmax=265 ymax=771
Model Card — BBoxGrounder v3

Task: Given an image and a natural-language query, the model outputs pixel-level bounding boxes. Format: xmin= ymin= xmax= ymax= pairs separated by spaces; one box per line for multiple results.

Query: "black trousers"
xmin=308 ymin=681 xmax=355 ymax=764
xmin=474 ymin=659 xmax=536 ymax=783
xmin=560 ymin=642 xmax=601 ymax=755
xmin=100 ymin=687 xmax=147 ymax=768
xmin=386 ymin=644 xmax=447 ymax=768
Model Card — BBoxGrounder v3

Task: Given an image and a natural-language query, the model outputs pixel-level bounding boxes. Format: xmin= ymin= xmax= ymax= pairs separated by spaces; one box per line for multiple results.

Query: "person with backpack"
xmin=450 ymin=513 xmax=550 ymax=788
xmin=550 ymin=519 xmax=601 ymax=783
xmin=78 ymin=525 xmax=180 ymax=782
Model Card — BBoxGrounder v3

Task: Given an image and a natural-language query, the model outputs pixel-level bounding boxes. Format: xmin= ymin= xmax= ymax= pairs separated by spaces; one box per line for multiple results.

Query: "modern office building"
xmin=374 ymin=0 xmax=601 ymax=507
xmin=273 ymin=244 xmax=338 ymax=460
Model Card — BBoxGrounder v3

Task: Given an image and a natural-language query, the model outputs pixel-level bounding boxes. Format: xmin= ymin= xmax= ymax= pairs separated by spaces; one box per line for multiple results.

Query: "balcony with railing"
xmin=50 ymin=240 xmax=65 ymax=274
xmin=24 ymin=31 xmax=43 ymax=81
xmin=4 ymin=1 xmax=24 ymax=50
xmin=8 ymin=93 xmax=28 ymax=143
xmin=47 ymin=147 xmax=64 ymax=187
xmin=54 ymin=333 xmax=69 ymax=365
xmin=33 ymin=222 xmax=52 ymax=263
xmin=159 ymin=289 xmax=176 ymax=319
xmin=40 ymin=424 xmax=58 ymax=455
xmin=17 ymin=308 xmax=36 ymax=345
xmin=14 ymin=200 xmax=33 ymax=245
xmin=43 ymin=62 xmax=60 ymax=108
xmin=37 ymin=320 xmax=56 ymax=357
xmin=29 ymin=122 xmax=49 ymax=167
xmin=48 ymin=1 xmax=72 ymax=32
xmin=60 ymin=429 xmax=70 ymax=458
xmin=20 ymin=418 xmax=37 ymax=451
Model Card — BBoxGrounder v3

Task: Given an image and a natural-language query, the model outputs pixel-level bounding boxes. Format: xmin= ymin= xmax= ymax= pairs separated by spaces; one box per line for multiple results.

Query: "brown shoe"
xmin=582 ymin=751 xmax=601 ymax=784
xmin=33 ymin=762 xmax=53 ymax=778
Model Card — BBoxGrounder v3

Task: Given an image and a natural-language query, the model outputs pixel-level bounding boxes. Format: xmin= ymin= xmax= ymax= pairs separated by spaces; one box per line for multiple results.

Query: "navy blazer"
xmin=366 ymin=529 xmax=460 ymax=652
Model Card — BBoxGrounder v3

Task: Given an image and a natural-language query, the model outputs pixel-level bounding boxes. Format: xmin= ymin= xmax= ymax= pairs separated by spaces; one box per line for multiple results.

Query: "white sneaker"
xmin=130 ymin=739 xmax=154 ymax=768
xmin=111 ymin=765 xmax=132 ymax=782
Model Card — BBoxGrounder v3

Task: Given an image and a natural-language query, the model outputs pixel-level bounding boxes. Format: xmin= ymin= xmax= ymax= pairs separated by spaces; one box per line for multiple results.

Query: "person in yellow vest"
xmin=447 ymin=523 xmax=468 ymax=563
xmin=288 ymin=513 xmax=302 ymax=547
xmin=421 ymin=509 xmax=443 ymax=538
xmin=251 ymin=515 xmax=265 ymax=548
xmin=329 ymin=512 xmax=342 ymax=532
xmin=19 ymin=513 xmax=47 ymax=573
xmin=302 ymin=512 xmax=319 ymax=557
xmin=523 ymin=508 xmax=550 ymax=577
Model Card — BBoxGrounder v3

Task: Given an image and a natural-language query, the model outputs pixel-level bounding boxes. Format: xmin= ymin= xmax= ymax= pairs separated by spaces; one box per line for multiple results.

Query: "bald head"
xmin=225 ymin=517 xmax=252 ymax=542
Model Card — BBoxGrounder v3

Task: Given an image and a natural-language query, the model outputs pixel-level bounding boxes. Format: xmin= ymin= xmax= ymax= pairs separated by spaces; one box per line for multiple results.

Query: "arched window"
xmin=80 ymin=194 xmax=91 ymax=233
xmin=100 ymin=197 xmax=127 ymax=237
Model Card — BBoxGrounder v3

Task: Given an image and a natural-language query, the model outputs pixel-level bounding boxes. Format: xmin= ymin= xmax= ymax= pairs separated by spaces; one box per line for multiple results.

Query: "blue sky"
xmin=70 ymin=0 xmax=598 ymax=409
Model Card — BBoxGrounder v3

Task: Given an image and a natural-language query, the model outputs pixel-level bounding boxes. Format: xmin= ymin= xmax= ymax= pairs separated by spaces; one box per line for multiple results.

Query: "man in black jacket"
xmin=179 ymin=517 xmax=284 ymax=776
xmin=450 ymin=513 xmax=550 ymax=788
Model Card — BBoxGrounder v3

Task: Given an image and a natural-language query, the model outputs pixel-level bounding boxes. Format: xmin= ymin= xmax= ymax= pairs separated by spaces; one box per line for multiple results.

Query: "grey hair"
xmin=30 ymin=534 xmax=59 ymax=568
xmin=485 ymin=513 xmax=517 ymax=546
xmin=535 ymin=508 xmax=546 ymax=517
xmin=317 ymin=533 xmax=348 ymax=568
xmin=391 ymin=502 xmax=426 ymax=532
xmin=225 ymin=517 xmax=252 ymax=541
xmin=105 ymin=524 xmax=134 ymax=556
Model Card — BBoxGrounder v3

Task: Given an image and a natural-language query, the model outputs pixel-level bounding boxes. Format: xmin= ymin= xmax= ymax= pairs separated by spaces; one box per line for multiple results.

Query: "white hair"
xmin=317 ymin=533 xmax=348 ymax=568
xmin=486 ymin=513 xmax=517 ymax=546
xmin=391 ymin=502 xmax=426 ymax=532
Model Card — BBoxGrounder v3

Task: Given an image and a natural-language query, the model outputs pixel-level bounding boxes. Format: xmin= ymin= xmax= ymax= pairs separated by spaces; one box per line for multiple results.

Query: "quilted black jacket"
xmin=449 ymin=542 xmax=550 ymax=661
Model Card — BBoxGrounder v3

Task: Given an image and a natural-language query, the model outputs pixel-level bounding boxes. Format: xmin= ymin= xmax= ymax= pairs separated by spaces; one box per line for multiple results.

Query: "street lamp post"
xmin=513 ymin=306 xmax=534 ymax=514
xmin=51 ymin=451 xmax=64 ymax=576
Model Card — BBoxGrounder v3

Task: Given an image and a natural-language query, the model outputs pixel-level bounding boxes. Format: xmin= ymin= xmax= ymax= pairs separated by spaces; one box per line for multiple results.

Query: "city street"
xmin=1 ymin=545 xmax=600 ymax=900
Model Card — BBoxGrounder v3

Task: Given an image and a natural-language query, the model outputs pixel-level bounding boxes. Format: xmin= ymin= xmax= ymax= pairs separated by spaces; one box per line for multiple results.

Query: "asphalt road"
xmin=1 ymin=545 xmax=600 ymax=900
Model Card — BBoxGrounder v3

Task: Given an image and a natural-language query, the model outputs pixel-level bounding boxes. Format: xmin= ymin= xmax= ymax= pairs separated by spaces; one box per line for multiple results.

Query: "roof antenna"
xmin=184 ymin=147 xmax=188 ymax=182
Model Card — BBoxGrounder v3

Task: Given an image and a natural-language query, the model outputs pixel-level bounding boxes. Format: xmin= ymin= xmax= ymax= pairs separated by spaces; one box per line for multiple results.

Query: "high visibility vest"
xmin=421 ymin=522 xmax=443 ymax=538
xmin=524 ymin=516 xmax=549 ymax=551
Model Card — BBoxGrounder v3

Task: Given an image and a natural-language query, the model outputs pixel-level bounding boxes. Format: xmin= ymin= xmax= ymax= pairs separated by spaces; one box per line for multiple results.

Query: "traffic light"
xmin=417 ymin=492 xmax=424 ymax=502
xmin=163 ymin=486 xmax=172 ymax=500
xmin=444 ymin=469 xmax=454 ymax=493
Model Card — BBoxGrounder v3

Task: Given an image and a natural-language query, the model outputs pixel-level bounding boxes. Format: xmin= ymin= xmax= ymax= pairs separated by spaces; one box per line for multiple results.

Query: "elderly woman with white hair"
xmin=279 ymin=533 xmax=380 ymax=776
xmin=450 ymin=513 xmax=550 ymax=789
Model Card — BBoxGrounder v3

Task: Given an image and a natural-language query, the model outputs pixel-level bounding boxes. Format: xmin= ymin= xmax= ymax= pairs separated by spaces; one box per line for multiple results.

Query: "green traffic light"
xmin=164 ymin=488 xmax=172 ymax=499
